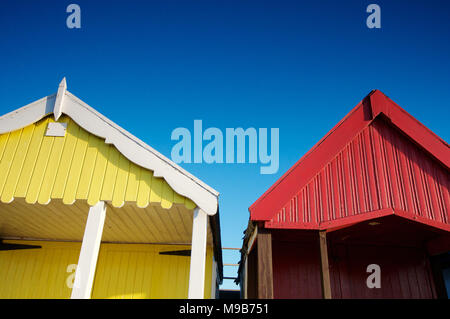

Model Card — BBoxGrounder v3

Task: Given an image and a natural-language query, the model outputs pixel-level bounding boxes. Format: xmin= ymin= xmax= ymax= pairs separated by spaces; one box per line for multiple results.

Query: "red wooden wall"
xmin=271 ymin=237 xmax=436 ymax=299
xmin=330 ymin=244 xmax=436 ymax=298
xmin=272 ymin=239 xmax=322 ymax=298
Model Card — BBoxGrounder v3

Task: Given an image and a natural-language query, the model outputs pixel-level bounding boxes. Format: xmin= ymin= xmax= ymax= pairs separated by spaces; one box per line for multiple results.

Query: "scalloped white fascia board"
xmin=0 ymin=91 xmax=219 ymax=216
xmin=0 ymin=94 xmax=56 ymax=134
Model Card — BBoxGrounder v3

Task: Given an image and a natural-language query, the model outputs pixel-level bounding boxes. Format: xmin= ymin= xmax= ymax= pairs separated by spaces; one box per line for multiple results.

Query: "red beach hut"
xmin=238 ymin=90 xmax=450 ymax=299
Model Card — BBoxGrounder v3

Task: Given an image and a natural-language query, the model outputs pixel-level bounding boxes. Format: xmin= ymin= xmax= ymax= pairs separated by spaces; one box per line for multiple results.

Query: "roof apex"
xmin=53 ymin=77 xmax=67 ymax=121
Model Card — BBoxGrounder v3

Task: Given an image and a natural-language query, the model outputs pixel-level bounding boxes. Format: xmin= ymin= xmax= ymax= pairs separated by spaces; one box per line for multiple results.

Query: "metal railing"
xmin=221 ymin=247 xmax=240 ymax=286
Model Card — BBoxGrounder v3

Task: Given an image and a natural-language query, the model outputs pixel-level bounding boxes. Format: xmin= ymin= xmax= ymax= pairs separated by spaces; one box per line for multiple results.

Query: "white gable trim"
xmin=0 ymin=82 xmax=219 ymax=216
xmin=0 ymin=94 xmax=56 ymax=134
xmin=53 ymin=77 xmax=67 ymax=121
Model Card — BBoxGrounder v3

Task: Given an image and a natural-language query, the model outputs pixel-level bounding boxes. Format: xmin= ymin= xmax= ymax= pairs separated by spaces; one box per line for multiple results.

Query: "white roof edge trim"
xmin=64 ymin=91 xmax=219 ymax=196
xmin=0 ymin=94 xmax=56 ymax=134
xmin=0 ymin=91 xmax=219 ymax=216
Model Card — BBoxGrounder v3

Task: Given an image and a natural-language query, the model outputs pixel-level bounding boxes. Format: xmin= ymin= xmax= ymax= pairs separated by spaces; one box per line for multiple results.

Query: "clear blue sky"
xmin=1 ymin=0 xmax=449 ymax=289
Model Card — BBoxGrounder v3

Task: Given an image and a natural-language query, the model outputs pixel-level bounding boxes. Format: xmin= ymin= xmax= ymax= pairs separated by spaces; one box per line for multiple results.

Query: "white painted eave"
xmin=0 ymin=84 xmax=219 ymax=216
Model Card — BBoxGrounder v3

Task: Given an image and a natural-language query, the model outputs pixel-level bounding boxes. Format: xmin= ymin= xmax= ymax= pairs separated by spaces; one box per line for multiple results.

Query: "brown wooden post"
xmin=257 ymin=228 xmax=273 ymax=299
xmin=319 ymin=230 xmax=332 ymax=299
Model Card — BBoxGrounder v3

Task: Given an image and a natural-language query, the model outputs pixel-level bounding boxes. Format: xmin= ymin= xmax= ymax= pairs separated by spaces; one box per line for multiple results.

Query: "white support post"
xmin=188 ymin=207 xmax=208 ymax=299
xmin=71 ymin=201 xmax=106 ymax=299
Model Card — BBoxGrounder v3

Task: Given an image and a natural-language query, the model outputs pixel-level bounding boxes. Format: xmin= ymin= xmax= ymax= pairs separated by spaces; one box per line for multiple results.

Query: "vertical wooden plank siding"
xmin=330 ymin=244 xmax=436 ymax=299
xmin=93 ymin=243 xmax=214 ymax=299
xmin=0 ymin=240 xmax=81 ymax=299
xmin=272 ymin=239 xmax=322 ymax=298
xmin=246 ymin=246 xmax=259 ymax=299
xmin=0 ymin=240 xmax=214 ymax=299
xmin=0 ymin=115 xmax=197 ymax=211
xmin=257 ymin=228 xmax=273 ymax=299
xmin=271 ymin=238 xmax=437 ymax=299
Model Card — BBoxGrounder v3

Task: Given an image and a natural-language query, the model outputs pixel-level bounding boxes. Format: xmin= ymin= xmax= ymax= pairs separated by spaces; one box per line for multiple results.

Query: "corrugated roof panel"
xmin=0 ymin=115 xmax=196 ymax=210
xmin=250 ymin=90 xmax=449 ymax=225
xmin=266 ymin=118 xmax=449 ymax=229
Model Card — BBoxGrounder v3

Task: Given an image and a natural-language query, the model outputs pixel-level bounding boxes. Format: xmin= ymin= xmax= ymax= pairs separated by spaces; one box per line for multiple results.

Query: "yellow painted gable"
xmin=0 ymin=115 xmax=196 ymax=210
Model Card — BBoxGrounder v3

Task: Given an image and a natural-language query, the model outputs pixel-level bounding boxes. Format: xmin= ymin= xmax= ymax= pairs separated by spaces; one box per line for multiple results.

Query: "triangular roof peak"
xmin=53 ymin=77 xmax=67 ymax=121
xmin=0 ymin=78 xmax=219 ymax=215
xmin=250 ymin=89 xmax=449 ymax=221
xmin=369 ymin=89 xmax=448 ymax=167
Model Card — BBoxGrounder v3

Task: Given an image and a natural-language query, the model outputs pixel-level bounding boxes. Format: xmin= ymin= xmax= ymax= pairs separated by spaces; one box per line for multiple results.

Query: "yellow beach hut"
xmin=0 ymin=78 xmax=222 ymax=299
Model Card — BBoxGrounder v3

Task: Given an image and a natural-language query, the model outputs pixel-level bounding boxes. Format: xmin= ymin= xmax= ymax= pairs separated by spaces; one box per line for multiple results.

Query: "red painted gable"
xmin=250 ymin=90 xmax=449 ymax=232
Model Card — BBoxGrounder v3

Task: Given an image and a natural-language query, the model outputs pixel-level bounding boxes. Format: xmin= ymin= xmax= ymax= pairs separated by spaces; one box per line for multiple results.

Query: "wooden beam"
xmin=53 ymin=77 xmax=67 ymax=121
xmin=243 ymin=255 xmax=248 ymax=299
xmin=71 ymin=201 xmax=106 ymax=299
xmin=247 ymin=246 xmax=258 ymax=298
xmin=257 ymin=228 xmax=273 ymax=299
xmin=247 ymin=225 xmax=258 ymax=254
xmin=319 ymin=230 xmax=332 ymax=299
xmin=188 ymin=207 xmax=208 ymax=299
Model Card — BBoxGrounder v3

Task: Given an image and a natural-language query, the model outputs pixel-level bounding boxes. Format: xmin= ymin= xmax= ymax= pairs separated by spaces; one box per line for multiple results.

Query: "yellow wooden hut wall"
xmin=0 ymin=240 xmax=213 ymax=299
xmin=0 ymin=114 xmax=218 ymax=299
xmin=0 ymin=115 xmax=197 ymax=210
